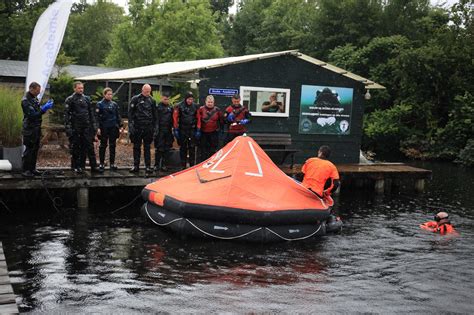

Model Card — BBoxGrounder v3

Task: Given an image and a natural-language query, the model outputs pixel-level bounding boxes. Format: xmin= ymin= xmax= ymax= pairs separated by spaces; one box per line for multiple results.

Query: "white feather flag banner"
xmin=26 ymin=0 xmax=73 ymax=101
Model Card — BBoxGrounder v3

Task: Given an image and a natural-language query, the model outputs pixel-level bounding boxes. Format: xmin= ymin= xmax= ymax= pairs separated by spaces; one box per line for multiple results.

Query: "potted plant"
xmin=0 ymin=86 xmax=24 ymax=170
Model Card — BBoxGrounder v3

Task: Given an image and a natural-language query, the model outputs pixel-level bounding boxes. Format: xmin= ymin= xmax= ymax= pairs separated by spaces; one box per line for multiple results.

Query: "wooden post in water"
xmin=77 ymin=188 xmax=89 ymax=209
xmin=415 ymin=179 xmax=425 ymax=193
xmin=375 ymin=178 xmax=385 ymax=195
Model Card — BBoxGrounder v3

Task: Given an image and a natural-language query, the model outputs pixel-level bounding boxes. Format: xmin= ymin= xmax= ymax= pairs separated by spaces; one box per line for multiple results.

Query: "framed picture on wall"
xmin=239 ymin=86 xmax=290 ymax=117
xmin=298 ymin=85 xmax=353 ymax=135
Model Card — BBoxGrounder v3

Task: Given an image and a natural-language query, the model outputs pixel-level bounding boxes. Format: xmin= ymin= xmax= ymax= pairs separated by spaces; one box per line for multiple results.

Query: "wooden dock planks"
xmin=0 ymin=242 xmax=18 ymax=314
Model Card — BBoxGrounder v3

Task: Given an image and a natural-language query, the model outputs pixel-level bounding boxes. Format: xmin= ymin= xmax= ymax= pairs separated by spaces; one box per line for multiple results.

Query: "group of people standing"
xmin=129 ymin=84 xmax=251 ymax=173
xmin=20 ymin=81 xmax=251 ymax=176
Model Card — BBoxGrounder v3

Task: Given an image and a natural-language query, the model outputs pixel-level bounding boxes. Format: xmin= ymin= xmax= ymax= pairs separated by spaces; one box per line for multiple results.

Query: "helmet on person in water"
xmin=434 ymin=212 xmax=449 ymax=222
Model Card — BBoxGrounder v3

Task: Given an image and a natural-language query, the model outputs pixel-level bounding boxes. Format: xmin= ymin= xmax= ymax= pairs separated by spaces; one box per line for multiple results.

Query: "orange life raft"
xmin=141 ymin=135 xmax=337 ymax=242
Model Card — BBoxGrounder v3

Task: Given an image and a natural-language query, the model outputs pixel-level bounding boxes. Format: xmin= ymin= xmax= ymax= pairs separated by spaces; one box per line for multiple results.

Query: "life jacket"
xmin=420 ymin=220 xmax=458 ymax=235
xmin=199 ymin=106 xmax=222 ymax=133
xmin=225 ymin=104 xmax=250 ymax=134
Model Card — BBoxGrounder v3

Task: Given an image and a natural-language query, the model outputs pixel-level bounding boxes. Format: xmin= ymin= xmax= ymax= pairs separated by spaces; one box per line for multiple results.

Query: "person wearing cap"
xmin=301 ymin=145 xmax=340 ymax=198
xmin=197 ymin=95 xmax=224 ymax=162
xmin=128 ymin=84 xmax=157 ymax=174
xmin=224 ymin=93 xmax=251 ymax=144
xmin=420 ymin=212 xmax=458 ymax=235
xmin=153 ymin=92 xmax=174 ymax=172
xmin=173 ymin=91 xmax=201 ymax=169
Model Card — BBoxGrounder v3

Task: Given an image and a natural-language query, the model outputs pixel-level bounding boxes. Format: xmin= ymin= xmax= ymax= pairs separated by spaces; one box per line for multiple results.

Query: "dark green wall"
xmin=199 ymin=55 xmax=367 ymax=164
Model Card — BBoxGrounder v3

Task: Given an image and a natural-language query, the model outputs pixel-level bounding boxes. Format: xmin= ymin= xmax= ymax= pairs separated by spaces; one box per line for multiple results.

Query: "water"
xmin=1 ymin=162 xmax=474 ymax=313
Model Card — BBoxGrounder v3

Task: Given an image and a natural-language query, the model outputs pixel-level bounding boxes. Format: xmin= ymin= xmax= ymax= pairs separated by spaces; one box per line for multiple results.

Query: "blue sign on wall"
xmin=208 ymin=88 xmax=239 ymax=96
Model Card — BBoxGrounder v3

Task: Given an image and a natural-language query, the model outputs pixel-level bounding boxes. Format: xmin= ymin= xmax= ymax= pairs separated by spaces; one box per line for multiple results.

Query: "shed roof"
xmin=0 ymin=59 xmax=169 ymax=86
xmin=76 ymin=50 xmax=384 ymax=89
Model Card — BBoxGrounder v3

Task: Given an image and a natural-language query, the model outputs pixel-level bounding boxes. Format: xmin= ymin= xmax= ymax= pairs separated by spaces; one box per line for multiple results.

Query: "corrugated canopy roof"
xmin=0 ymin=59 xmax=169 ymax=86
xmin=76 ymin=50 xmax=384 ymax=89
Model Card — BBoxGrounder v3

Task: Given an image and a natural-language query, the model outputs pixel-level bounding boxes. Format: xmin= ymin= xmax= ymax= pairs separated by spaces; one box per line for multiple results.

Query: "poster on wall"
xmin=298 ymin=85 xmax=353 ymax=135
xmin=240 ymin=86 xmax=290 ymax=117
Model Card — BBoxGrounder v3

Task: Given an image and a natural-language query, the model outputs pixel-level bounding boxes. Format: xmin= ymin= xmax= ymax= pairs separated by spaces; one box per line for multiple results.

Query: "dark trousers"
xmin=224 ymin=132 xmax=244 ymax=145
xmin=199 ymin=131 xmax=219 ymax=162
xmin=99 ymin=126 xmax=119 ymax=165
xmin=22 ymin=126 xmax=41 ymax=172
xmin=131 ymin=128 xmax=153 ymax=168
xmin=71 ymin=127 xmax=97 ymax=169
xmin=154 ymin=130 xmax=173 ymax=167
xmin=179 ymin=129 xmax=197 ymax=167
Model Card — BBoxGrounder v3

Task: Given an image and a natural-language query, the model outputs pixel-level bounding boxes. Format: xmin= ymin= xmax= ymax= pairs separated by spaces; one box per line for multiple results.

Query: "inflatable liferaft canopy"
xmin=141 ymin=135 xmax=334 ymax=242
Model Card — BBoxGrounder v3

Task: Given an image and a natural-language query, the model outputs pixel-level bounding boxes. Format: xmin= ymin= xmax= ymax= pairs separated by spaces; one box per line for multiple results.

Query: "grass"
xmin=0 ymin=86 xmax=24 ymax=147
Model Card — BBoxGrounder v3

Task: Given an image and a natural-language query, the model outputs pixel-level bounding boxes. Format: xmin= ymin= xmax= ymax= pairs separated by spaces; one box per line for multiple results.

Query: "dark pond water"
xmin=1 ymin=162 xmax=473 ymax=313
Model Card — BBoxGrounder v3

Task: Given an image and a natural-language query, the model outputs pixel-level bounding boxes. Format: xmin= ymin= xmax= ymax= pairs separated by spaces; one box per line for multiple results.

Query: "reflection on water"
xmin=1 ymin=162 xmax=474 ymax=313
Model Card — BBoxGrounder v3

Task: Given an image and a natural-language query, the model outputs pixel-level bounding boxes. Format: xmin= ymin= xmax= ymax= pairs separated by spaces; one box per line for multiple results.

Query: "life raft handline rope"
xmin=265 ymin=225 xmax=322 ymax=241
xmin=145 ymin=202 xmax=183 ymax=226
xmin=185 ymin=218 xmax=263 ymax=240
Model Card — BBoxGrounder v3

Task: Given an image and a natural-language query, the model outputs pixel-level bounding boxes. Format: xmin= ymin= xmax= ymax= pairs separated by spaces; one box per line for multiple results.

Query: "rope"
xmin=265 ymin=224 xmax=322 ymax=241
xmin=41 ymin=170 xmax=67 ymax=213
xmin=0 ymin=199 xmax=12 ymax=213
xmin=111 ymin=193 xmax=142 ymax=214
xmin=144 ymin=202 xmax=183 ymax=226
xmin=185 ymin=218 xmax=263 ymax=240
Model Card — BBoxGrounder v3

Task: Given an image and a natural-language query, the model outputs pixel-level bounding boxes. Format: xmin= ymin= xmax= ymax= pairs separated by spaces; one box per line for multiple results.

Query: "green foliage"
xmin=457 ymin=139 xmax=474 ymax=167
xmin=48 ymin=73 xmax=74 ymax=125
xmin=152 ymin=91 xmax=181 ymax=106
xmin=362 ymin=103 xmax=417 ymax=158
xmin=0 ymin=86 xmax=24 ymax=146
xmin=430 ymin=93 xmax=474 ymax=161
xmin=0 ymin=0 xmax=54 ymax=60
xmin=106 ymin=0 xmax=224 ymax=67
xmin=62 ymin=0 xmax=125 ymax=66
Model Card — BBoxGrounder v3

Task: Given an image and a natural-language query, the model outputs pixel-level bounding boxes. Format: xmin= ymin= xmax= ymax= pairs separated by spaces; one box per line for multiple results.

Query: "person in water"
xmin=420 ymin=212 xmax=458 ymax=235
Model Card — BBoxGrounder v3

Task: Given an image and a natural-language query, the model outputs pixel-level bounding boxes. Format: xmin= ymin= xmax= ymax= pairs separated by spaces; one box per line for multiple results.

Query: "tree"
xmin=106 ymin=0 xmax=224 ymax=67
xmin=0 ymin=0 xmax=54 ymax=60
xmin=62 ymin=0 xmax=125 ymax=66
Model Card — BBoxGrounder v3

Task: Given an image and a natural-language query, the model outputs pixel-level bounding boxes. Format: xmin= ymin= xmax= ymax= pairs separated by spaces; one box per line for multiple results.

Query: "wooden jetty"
xmin=0 ymin=163 xmax=431 ymax=209
xmin=0 ymin=242 xmax=18 ymax=314
xmin=283 ymin=163 xmax=432 ymax=194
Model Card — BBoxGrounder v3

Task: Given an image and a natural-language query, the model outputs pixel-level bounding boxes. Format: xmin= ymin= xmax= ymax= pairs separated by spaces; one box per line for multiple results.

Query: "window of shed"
xmin=240 ymin=86 xmax=290 ymax=117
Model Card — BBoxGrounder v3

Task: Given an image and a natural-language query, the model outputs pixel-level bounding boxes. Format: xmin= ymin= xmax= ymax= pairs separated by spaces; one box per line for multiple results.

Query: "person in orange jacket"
xmin=197 ymin=95 xmax=224 ymax=162
xmin=223 ymin=93 xmax=251 ymax=145
xmin=301 ymin=145 xmax=340 ymax=198
xmin=420 ymin=212 xmax=459 ymax=235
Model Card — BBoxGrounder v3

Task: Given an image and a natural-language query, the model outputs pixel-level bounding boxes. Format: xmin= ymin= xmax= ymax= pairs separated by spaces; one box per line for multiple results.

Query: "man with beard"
xmin=64 ymin=81 xmax=98 ymax=174
xmin=173 ymin=91 xmax=200 ymax=169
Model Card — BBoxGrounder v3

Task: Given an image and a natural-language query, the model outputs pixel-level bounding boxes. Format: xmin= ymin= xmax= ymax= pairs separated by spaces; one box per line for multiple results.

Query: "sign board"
xmin=298 ymin=85 xmax=353 ymax=135
xmin=209 ymin=88 xmax=239 ymax=97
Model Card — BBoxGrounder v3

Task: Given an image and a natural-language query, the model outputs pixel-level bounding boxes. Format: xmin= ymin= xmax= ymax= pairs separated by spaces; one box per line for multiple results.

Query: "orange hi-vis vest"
xmin=302 ymin=157 xmax=339 ymax=196
xmin=420 ymin=221 xmax=458 ymax=235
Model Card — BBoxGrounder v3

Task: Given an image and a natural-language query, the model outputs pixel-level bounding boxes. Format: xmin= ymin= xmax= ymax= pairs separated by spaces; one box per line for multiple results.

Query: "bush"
xmin=456 ymin=139 xmax=474 ymax=167
xmin=0 ymin=86 xmax=24 ymax=147
xmin=48 ymin=73 xmax=75 ymax=125
xmin=362 ymin=103 xmax=415 ymax=158
xmin=429 ymin=92 xmax=474 ymax=161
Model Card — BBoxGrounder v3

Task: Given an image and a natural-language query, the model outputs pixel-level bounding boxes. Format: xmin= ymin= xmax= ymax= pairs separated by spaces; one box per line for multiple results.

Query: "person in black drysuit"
xmin=172 ymin=92 xmax=200 ymax=169
xmin=96 ymin=87 xmax=122 ymax=172
xmin=64 ymin=81 xmax=98 ymax=174
xmin=20 ymin=82 xmax=54 ymax=177
xmin=128 ymin=84 xmax=156 ymax=174
xmin=153 ymin=92 xmax=174 ymax=172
